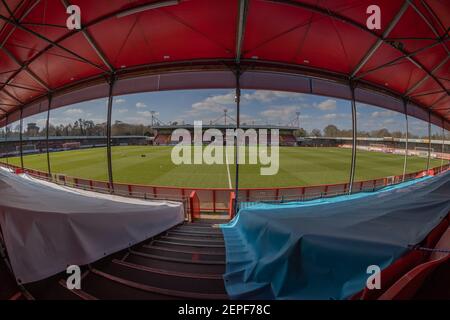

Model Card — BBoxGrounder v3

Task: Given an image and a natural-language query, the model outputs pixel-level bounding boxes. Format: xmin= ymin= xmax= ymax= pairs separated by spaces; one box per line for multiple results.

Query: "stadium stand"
xmin=221 ymin=172 xmax=450 ymax=300
xmin=0 ymin=168 xmax=185 ymax=284
xmin=378 ymin=251 xmax=450 ymax=299
xmin=12 ymin=220 xmax=228 ymax=300
xmin=0 ymin=232 xmax=21 ymax=300
xmin=280 ymin=134 xmax=297 ymax=146
xmin=0 ymin=0 xmax=449 ymax=302
xmin=0 ymin=164 xmax=448 ymax=300
xmin=154 ymin=134 xmax=172 ymax=146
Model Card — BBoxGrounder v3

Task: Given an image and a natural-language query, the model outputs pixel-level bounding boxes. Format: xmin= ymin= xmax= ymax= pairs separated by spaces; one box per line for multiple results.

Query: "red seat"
xmin=355 ymin=213 xmax=450 ymax=300
xmin=379 ymin=225 xmax=450 ymax=300
xmin=357 ymin=250 xmax=425 ymax=300
xmin=378 ymin=255 xmax=449 ymax=300
xmin=425 ymin=218 xmax=449 ymax=249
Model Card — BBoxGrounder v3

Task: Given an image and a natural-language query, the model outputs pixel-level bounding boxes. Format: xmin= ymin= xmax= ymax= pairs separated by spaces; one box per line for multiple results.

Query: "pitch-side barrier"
xmin=1 ymin=162 xmax=448 ymax=220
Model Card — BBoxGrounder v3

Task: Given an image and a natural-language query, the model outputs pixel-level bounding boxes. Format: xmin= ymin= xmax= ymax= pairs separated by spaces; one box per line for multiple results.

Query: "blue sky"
xmin=108 ymin=89 xmax=356 ymax=131
xmin=6 ymin=89 xmax=433 ymax=137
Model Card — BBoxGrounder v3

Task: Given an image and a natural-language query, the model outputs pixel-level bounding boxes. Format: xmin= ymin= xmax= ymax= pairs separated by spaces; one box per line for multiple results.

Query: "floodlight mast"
xmin=296 ymin=111 xmax=301 ymax=129
xmin=151 ymin=111 xmax=156 ymax=127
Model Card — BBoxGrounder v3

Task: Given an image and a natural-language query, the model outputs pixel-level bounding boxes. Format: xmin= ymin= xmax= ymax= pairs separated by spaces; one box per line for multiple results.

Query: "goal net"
xmin=413 ymin=147 xmax=433 ymax=158
xmin=369 ymin=144 xmax=393 ymax=153
xmin=62 ymin=142 xmax=81 ymax=150
xmin=18 ymin=144 xmax=37 ymax=153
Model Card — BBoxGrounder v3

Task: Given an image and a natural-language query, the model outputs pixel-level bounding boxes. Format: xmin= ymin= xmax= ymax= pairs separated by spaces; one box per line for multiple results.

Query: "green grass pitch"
xmin=1 ymin=146 xmax=444 ymax=189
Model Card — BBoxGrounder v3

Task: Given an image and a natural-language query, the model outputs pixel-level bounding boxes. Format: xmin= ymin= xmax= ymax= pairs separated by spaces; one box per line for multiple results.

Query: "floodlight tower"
xmin=296 ymin=111 xmax=301 ymax=129
xmin=224 ymin=109 xmax=228 ymax=126
xmin=150 ymin=111 xmax=156 ymax=127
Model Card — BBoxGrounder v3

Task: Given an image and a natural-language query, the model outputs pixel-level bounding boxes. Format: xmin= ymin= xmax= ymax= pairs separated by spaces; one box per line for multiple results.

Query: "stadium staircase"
xmin=3 ymin=217 xmax=448 ymax=300
xmin=16 ymin=219 xmax=229 ymax=300
xmin=0 ymin=255 xmax=23 ymax=300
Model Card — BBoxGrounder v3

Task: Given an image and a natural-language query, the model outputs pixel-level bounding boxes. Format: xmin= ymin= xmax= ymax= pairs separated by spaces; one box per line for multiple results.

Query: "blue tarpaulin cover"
xmin=221 ymin=172 xmax=450 ymax=300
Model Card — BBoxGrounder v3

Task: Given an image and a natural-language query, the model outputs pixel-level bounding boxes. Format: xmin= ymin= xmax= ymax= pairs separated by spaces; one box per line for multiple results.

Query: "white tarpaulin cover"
xmin=0 ymin=168 xmax=184 ymax=284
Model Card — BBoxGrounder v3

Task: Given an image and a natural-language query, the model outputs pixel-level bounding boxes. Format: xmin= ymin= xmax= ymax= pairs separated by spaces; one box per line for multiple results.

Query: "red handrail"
xmin=1 ymin=162 xmax=448 ymax=214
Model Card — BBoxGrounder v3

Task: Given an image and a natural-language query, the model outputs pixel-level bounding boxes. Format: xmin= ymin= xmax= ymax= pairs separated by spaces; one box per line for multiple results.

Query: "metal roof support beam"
xmin=234 ymin=65 xmax=241 ymax=215
xmin=350 ymin=1 xmax=410 ymax=78
xmin=419 ymin=0 xmax=447 ymax=37
xmin=348 ymin=81 xmax=357 ymax=194
xmin=106 ymin=75 xmax=116 ymax=192
xmin=3 ymin=88 xmax=23 ymax=105
xmin=410 ymin=90 xmax=446 ymax=98
xmin=116 ymin=0 xmax=180 ymax=18
xmin=236 ymin=0 xmax=249 ymax=64
xmin=0 ymin=80 xmax=43 ymax=92
xmin=429 ymin=94 xmax=447 ymax=110
xmin=385 ymin=37 xmax=438 ymax=41
xmin=265 ymin=1 xmax=447 ymax=95
xmin=0 ymin=0 xmax=41 ymax=47
xmin=0 ymin=0 xmax=188 ymax=114
xmin=440 ymin=121 xmax=445 ymax=170
xmin=60 ymin=0 xmax=114 ymax=72
xmin=46 ymin=95 xmax=52 ymax=176
xmin=0 ymin=14 xmax=107 ymax=72
xmin=0 ymin=46 xmax=51 ymax=91
xmin=354 ymin=38 xmax=447 ymax=80
xmin=0 ymin=0 xmax=46 ymax=102
xmin=1 ymin=0 xmax=15 ymax=18
xmin=405 ymin=56 xmax=449 ymax=96
xmin=19 ymin=106 xmax=23 ymax=169
xmin=408 ymin=0 xmax=448 ymax=53
xmin=0 ymin=103 xmax=18 ymax=107
xmin=402 ymin=99 xmax=409 ymax=181
xmin=20 ymin=22 xmax=68 ymax=29
xmin=427 ymin=110 xmax=431 ymax=171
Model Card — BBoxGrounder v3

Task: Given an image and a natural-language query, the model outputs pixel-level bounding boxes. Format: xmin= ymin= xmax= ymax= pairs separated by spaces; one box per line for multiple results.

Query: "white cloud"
xmin=63 ymin=108 xmax=83 ymax=115
xmin=260 ymin=106 xmax=298 ymax=121
xmin=242 ymin=90 xmax=304 ymax=103
xmin=189 ymin=92 xmax=236 ymax=115
xmin=186 ymin=90 xmax=305 ymax=120
xmin=316 ymin=99 xmax=337 ymax=111
xmin=323 ymin=113 xmax=337 ymax=120
xmin=136 ymin=102 xmax=147 ymax=108
xmin=114 ymin=98 xmax=126 ymax=104
xmin=382 ymin=118 xmax=396 ymax=125
xmin=121 ymin=116 xmax=149 ymax=125
xmin=322 ymin=113 xmax=351 ymax=120
xmin=137 ymin=111 xmax=159 ymax=118
xmin=116 ymin=108 xmax=129 ymax=114
xmin=240 ymin=114 xmax=262 ymax=124
xmin=371 ymin=110 xmax=396 ymax=118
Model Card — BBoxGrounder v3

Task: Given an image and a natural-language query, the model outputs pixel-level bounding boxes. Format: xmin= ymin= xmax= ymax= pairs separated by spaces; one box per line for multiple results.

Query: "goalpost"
xmin=17 ymin=144 xmax=37 ymax=155
xmin=413 ymin=147 xmax=433 ymax=158
xmin=369 ymin=143 xmax=393 ymax=153
xmin=62 ymin=142 xmax=81 ymax=150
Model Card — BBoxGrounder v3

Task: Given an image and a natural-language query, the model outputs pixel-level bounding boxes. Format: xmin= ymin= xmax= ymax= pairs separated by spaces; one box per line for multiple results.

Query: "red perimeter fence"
xmin=1 ymin=162 xmax=449 ymax=220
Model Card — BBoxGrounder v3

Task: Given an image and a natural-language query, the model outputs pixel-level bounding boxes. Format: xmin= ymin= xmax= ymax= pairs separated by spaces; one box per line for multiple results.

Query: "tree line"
xmin=294 ymin=124 xmax=444 ymax=139
xmin=1 ymin=121 xmax=446 ymax=140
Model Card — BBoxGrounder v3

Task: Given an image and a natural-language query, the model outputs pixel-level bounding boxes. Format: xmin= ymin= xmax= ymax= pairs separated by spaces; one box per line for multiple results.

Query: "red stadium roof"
xmin=0 ymin=0 xmax=449 ymax=127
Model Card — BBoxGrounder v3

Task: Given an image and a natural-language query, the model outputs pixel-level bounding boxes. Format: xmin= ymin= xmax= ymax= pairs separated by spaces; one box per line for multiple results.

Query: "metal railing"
xmin=1 ymin=164 xmax=196 ymax=221
xmin=1 ymin=162 xmax=448 ymax=219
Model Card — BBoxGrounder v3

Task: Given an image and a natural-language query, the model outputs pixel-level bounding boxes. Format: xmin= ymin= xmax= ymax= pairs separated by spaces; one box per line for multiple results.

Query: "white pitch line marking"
xmin=225 ymin=147 xmax=233 ymax=189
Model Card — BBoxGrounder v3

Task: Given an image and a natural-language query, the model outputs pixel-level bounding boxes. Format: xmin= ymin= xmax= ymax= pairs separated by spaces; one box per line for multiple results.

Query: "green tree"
xmin=311 ymin=128 xmax=322 ymax=137
xmin=323 ymin=124 xmax=339 ymax=137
